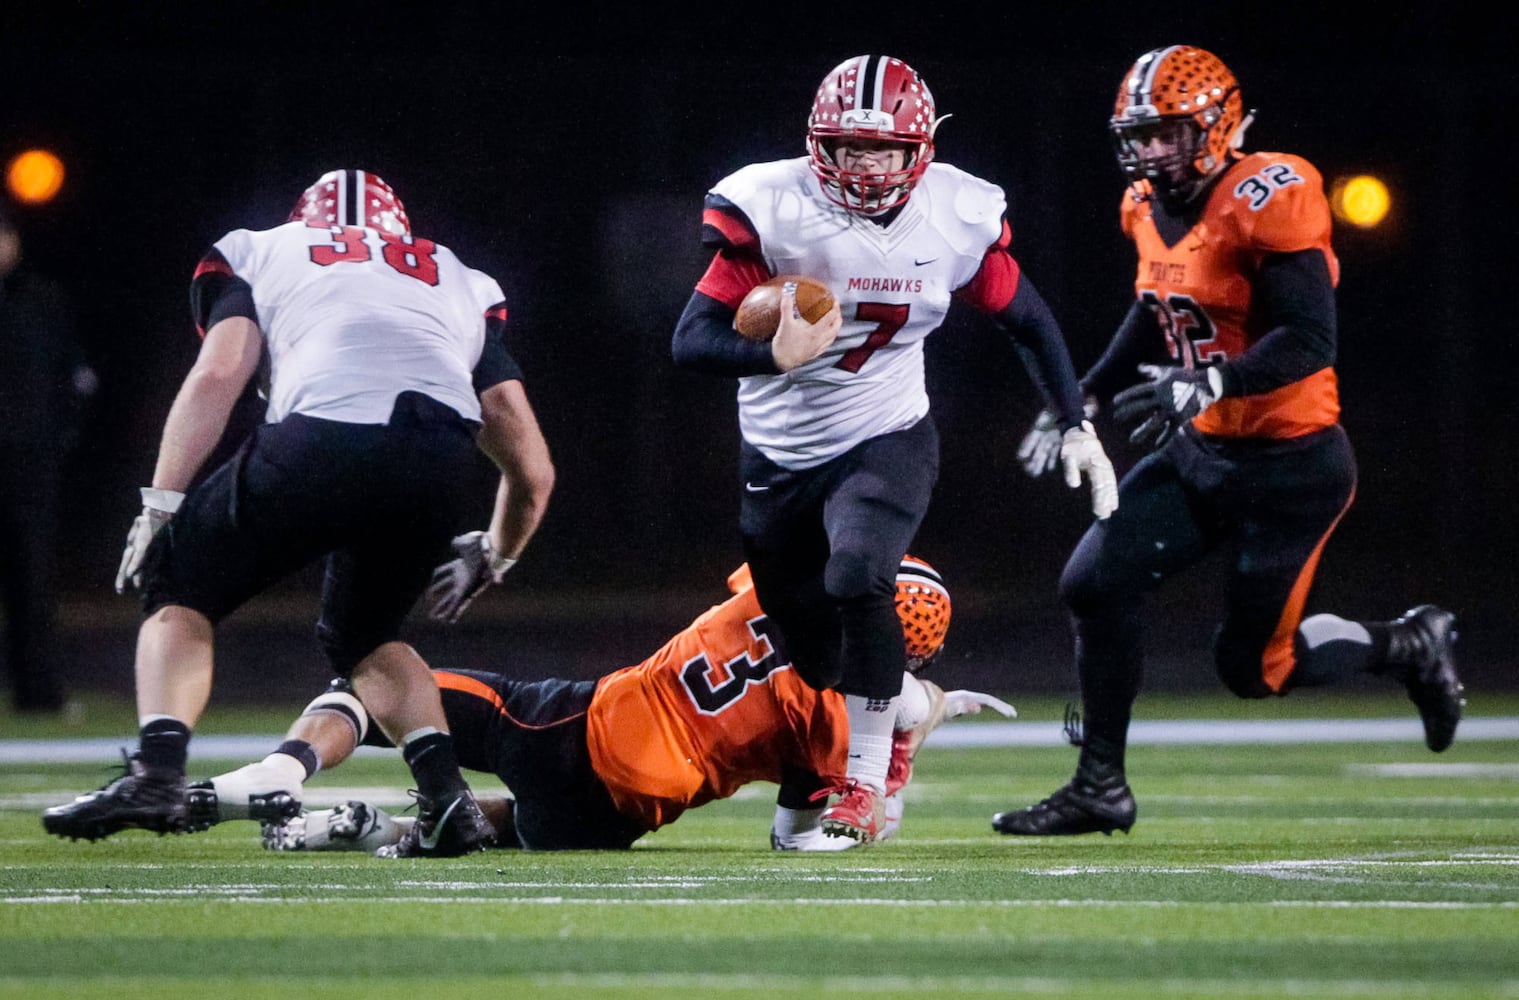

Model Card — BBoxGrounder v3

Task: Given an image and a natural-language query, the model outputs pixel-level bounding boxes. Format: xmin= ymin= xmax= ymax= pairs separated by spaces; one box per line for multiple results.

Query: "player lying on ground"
xmin=186 ymin=558 xmax=1014 ymax=853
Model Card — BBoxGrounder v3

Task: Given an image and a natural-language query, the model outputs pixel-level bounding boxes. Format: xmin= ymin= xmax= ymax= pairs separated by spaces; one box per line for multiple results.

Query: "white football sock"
xmin=844 ymin=693 xmax=898 ymax=795
xmin=209 ymin=753 xmax=306 ymax=820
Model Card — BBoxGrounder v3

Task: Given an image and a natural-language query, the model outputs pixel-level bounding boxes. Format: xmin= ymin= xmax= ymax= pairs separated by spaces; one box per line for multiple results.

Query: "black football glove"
xmin=426 ymin=531 xmax=516 ymax=624
xmin=1111 ymin=363 xmax=1219 ymax=449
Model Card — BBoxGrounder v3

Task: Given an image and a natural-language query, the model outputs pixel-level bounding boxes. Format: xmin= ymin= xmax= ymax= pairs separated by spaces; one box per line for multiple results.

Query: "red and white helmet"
xmin=289 ymin=169 xmax=410 ymax=235
xmin=806 ymin=55 xmax=940 ymax=214
xmin=896 ymin=555 xmax=951 ymax=674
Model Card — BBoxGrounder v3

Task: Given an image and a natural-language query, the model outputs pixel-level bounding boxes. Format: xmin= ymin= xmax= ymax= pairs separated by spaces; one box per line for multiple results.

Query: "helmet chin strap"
xmin=1160 ymin=164 xmax=1227 ymax=210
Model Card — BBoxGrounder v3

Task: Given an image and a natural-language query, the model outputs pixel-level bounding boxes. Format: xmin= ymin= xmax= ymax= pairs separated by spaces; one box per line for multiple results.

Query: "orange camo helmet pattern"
xmin=896 ymin=555 xmax=951 ymax=674
xmin=1110 ymin=46 xmax=1246 ymax=203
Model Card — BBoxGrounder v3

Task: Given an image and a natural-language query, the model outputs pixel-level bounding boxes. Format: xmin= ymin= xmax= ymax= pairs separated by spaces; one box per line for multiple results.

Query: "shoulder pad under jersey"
xmin=457 ymin=261 xmax=506 ymax=316
xmin=704 ymin=158 xmax=815 ymax=255
xmin=914 ymin=162 xmax=1007 ymax=257
xmin=1215 ymin=152 xmax=1332 ymax=254
xmin=210 ymin=227 xmax=262 ymax=276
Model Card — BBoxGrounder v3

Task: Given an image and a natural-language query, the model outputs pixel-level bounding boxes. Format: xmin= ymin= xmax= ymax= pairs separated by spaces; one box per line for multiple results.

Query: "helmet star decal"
xmin=806 ymin=55 xmax=941 ymax=215
xmin=290 ymin=170 xmax=411 ymax=236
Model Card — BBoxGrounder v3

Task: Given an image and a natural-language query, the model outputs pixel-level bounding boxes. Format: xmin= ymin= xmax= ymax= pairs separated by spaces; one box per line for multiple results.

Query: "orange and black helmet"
xmin=896 ymin=555 xmax=951 ymax=674
xmin=1110 ymin=46 xmax=1249 ymax=205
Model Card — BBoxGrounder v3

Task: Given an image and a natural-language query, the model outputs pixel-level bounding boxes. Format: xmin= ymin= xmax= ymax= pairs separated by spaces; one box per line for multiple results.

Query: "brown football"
xmin=733 ymin=275 xmax=836 ymax=342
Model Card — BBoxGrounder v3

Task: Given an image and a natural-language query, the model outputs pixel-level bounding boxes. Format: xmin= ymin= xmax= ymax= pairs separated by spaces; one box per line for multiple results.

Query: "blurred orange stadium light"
xmin=1330 ymin=173 xmax=1391 ymax=229
xmin=6 ymin=149 xmax=66 ymax=205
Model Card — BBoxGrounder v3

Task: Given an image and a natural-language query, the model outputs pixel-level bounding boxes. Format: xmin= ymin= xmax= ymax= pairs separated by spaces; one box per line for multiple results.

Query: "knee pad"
xmin=824 ymin=550 xmax=889 ymax=603
xmin=301 ymin=687 xmax=370 ymax=745
xmin=1211 ymin=627 xmax=1272 ymax=699
xmin=1058 ymin=561 xmax=1110 ymax=618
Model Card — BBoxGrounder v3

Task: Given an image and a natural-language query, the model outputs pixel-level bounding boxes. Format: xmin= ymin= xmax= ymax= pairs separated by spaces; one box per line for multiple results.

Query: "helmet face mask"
xmin=895 ymin=556 xmax=951 ymax=674
xmin=807 ymin=55 xmax=940 ymax=215
xmin=289 ymin=169 xmax=411 ymax=235
xmin=1111 ymin=116 xmax=1208 ymax=197
xmin=1110 ymin=46 xmax=1247 ymax=207
xmin=817 ymin=137 xmax=917 ymax=215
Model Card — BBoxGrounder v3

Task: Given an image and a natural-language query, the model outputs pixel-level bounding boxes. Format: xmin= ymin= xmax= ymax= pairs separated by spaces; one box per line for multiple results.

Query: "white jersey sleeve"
xmin=212 ymin=221 xmax=504 ymax=425
xmin=710 ymin=159 xmax=1006 ymax=469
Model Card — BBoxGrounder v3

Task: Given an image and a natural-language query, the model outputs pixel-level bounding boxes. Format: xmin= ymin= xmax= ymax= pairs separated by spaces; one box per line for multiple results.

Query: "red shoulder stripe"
xmin=955 ymin=243 xmax=1021 ymax=314
xmin=193 ymin=249 xmax=234 ymax=280
xmin=701 ymin=207 xmax=760 ymax=253
xmin=694 ymin=252 xmax=770 ymax=309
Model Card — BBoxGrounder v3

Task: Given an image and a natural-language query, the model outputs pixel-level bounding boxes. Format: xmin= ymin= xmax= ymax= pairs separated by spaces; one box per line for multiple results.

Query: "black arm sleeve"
xmin=1215 ymin=248 xmax=1337 ymax=397
xmin=1080 ymin=300 xmax=1166 ymax=404
xmin=191 ymin=272 xmax=257 ymax=333
xmin=670 ymin=290 xmax=782 ymax=377
xmin=995 ymin=275 xmax=1086 ymax=429
xmin=473 ymin=309 xmax=525 ymax=393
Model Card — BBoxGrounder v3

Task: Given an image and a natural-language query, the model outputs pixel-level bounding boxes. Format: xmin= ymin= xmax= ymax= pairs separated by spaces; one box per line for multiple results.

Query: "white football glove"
xmin=1016 ymin=397 xmax=1098 ymax=477
xmin=893 ymin=679 xmax=1017 ymax=761
xmin=942 ymin=689 xmax=1018 ymax=721
xmin=426 ymin=531 xmax=516 ymax=624
xmin=115 ymin=487 xmax=184 ymax=594
xmin=770 ymin=281 xmax=841 ymax=373
xmin=1060 ymin=420 xmax=1119 ymax=520
xmin=889 ymin=677 xmax=1019 ymax=797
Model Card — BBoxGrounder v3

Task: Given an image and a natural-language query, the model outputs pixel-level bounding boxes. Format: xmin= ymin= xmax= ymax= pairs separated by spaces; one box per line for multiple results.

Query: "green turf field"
xmin=2 ymin=693 xmax=1516 ymax=999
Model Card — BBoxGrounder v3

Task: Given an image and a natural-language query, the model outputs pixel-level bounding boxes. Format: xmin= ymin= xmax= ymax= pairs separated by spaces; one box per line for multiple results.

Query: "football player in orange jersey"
xmin=994 ymin=46 xmax=1465 ymax=837
xmin=184 ymin=557 xmax=1014 ymax=852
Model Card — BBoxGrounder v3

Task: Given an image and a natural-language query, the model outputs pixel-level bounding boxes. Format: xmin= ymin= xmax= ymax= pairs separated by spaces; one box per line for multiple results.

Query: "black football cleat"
xmin=374 ymin=788 xmax=496 ymax=858
xmin=992 ymin=764 xmax=1136 ymax=837
xmin=1387 ymin=605 xmax=1465 ymax=753
xmin=42 ymin=751 xmax=189 ymax=842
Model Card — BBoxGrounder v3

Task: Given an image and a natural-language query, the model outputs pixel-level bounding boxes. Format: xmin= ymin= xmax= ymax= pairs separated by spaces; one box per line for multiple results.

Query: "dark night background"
xmin=1 ymin=4 xmax=1514 ymax=711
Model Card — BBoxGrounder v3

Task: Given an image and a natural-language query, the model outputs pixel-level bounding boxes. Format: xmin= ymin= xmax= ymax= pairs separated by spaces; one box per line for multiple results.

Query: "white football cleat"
xmin=262 ymin=800 xmax=408 ymax=852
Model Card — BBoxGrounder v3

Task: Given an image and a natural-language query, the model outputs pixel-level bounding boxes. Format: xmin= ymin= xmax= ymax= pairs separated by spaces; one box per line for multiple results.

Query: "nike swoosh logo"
xmin=914 ymin=257 xmax=939 ymax=266
xmin=418 ymin=796 xmax=463 ymax=851
xmin=744 ymin=482 xmax=770 ymax=493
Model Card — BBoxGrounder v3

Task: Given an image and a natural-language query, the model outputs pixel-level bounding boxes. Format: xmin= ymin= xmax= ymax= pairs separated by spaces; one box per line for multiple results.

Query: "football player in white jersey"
xmin=42 ymin=170 xmax=555 ymax=858
xmin=671 ymin=55 xmax=1118 ymax=842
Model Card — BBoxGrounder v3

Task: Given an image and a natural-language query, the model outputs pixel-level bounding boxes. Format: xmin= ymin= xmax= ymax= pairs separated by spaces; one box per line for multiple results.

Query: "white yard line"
xmin=3 ymin=717 xmax=1518 ymax=764
xmin=3 ymin=886 xmax=1517 ymax=908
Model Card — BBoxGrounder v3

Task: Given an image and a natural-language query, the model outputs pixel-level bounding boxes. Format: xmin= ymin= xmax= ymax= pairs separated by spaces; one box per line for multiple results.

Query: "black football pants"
xmin=141 ymin=391 xmax=482 ymax=675
xmin=1059 ymin=424 xmax=1356 ymax=760
xmin=738 ymin=416 xmax=938 ymax=701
